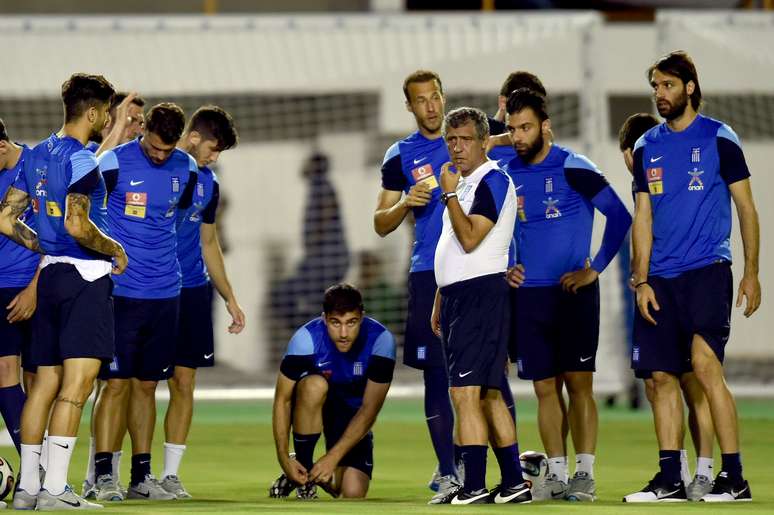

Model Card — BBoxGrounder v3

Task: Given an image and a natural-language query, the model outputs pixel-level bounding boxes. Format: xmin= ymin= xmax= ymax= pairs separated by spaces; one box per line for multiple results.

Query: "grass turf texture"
xmin=2 ymin=398 xmax=772 ymax=513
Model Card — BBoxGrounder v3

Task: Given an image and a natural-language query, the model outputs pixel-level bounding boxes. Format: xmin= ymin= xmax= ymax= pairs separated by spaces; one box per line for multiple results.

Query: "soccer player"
xmin=82 ymin=91 xmax=146 ymax=500
xmin=0 ymin=118 xmax=37 ymax=455
xmin=430 ymin=107 xmax=529 ymax=505
xmin=625 ymin=51 xmax=760 ymax=503
xmin=91 ymin=103 xmax=197 ymax=502
xmin=1 ymin=73 xmax=127 ymax=511
xmin=269 ymin=284 xmax=395 ymax=499
xmin=504 ymin=88 xmax=631 ymax=502
xmin=373 ymin=70 xmax=461 ymax=501
xmin=619 ymin=113 xmax=715 ymax=500
xmin=159 ymin=105 xmax=244 ymax=499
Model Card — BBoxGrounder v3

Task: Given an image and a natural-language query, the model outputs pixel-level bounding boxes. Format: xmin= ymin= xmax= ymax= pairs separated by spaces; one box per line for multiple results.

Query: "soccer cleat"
xmin=427 ymin=474 xmax=462 ymax=504
xmin=127 ymin=474 xmax=176 ymax=500
xmin=295 ymin=481 xmax=318 ymax=500
xmin=269 ymin=473 xmax=297 ymax=498
xmin=686 ymin=474 xmax=713 ymax=501
xmin=491 ymin=482 xmax=533 ymax=504
xmin=427 ymin=466 xmax=440 ymax=492
xmin=623 ymin=472 xmax=687 ymax=503
xmin=94 ymin=474 xmax=124 ymax=502
xmin=450 ymin=488 xmax=490 ymax=504
xmin=700 ymin=472 xmax=751 ymax=502
xmin=81 ymin=479 xmax=95 ymax=500
xmin=160 ymin=475 xmax=192 ymax=500
xmin=12 ymin=487 xmax=38 ymax=510
xmin=36 ymin=485 xmax=103 ymax=510
xmin=566 ymin=471 xmax=596 ymax=501
xmin=531 ymin=473 xmax=568 ymax=501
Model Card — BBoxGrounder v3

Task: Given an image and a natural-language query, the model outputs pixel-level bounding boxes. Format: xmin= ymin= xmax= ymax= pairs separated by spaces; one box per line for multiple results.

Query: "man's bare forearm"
xmin=65 ymin=193 xmax=122 ymax=257
xmin=0 ymin=187 xmax=41 ymax=253
xmin=374 ymin=201 xmax=409 ymax=237
xmin=631 ymin=201 xmax=653 ymax=281
xmin=10 ymin=220 xmax=42 ymax=253
xmin=737 ymin=203 xmax=760 ymax=277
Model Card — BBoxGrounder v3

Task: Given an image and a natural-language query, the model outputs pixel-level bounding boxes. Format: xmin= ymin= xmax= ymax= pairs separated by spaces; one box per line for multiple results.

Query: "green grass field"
xmin=3 ymin=398 xmax=772 ymax=513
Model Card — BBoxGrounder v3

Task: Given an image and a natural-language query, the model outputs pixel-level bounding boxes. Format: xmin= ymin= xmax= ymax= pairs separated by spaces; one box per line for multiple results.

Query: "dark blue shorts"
xmin=101 ymin=295 xmax=180 ymax=381
xmin=0 ymin=287 xmax=30 ymax=360
xmin=440 ymin=273 xmax=510 ymax=389
xmin=322 ymin=400 xmax=373 ymax=479
xmin=511 ymin=281 xmax=599 ymax=381
xmin=174 ymin=284 xmax=214 ymax=369
xmin=632 ymin=261 xmax=732 ymax=375
xmin=404 ymin=271 xmax=445 ymax=370
xmin=32 ymin=264 xmax=114 ymax=366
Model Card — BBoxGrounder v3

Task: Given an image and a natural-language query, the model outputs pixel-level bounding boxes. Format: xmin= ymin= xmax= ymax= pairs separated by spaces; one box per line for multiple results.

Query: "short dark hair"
xmin=499 ymin=71 xmax=547 ymax=98
xmin=403 ymin=69 xmax=443 ymax=102
xmin=0 ymin=118 xmax=8 ymax=142
xmin=187 ymin=106 xmax=239 ymax=151
xmin=61 ymin=73 xmax=115 ymax=123
xmin=109 ymin=92 xmax=146 ymax=115
xmin=618 ymin=113 xmax=659 ymax=152
xmin=443 ymin=107 xmax=490 ymax=141
xmin=323 ymin=283 xmax=364 ymax=315
xmin=506 ymin=87 xmax=548 ymax=121
xmin=145 ymin=103 xmax=186 ymax=144
xmin=648 ymin=50 xmax=702 ymax=111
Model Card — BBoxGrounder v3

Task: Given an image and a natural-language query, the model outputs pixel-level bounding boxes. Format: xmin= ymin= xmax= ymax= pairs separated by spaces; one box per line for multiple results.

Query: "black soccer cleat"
xmin=623 ymin=472 xmax=687 ymax=503
xmin=700 ymin=472 xmax=752 ymax=502
xmin=450 ymin=488 xmax=490 ymax=504
xmin=490 ymin=482 xmax=533 ymax=504
xmin=269 ymin=473 xmax=298 ymax=498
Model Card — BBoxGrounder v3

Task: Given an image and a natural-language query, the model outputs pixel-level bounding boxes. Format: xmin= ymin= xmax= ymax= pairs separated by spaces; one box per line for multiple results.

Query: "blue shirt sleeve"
xmin=67 ymin=149 xmax=100 ymax=195
xmin=201 ymin=181 xmax=220 ymax=224
xmin=371 ymin=330 xmax=396 ymax=361
xmin=381 ymin=143 xmax=407 ymax=191
xmin=98 ymin=150 xmax=120 ymax=194
xmin=563 ymin=154 xmax=609 ymax=200
xmin=12 ymin=164 xmax=29 ymax=194
xmin=470 ymin=170 xmax=508 ymax=224
xmin=178 ymin=168 xmax=198 ymax=210
xmin=588 ymin=186 xmax=632 ymax=273
xmin=285 ymin=327 xmax=315 ymax=356
xmin=632 ymin=137 xmax=649 ymax=194
xmin=716 ymin=125 xmax=751 ymax=186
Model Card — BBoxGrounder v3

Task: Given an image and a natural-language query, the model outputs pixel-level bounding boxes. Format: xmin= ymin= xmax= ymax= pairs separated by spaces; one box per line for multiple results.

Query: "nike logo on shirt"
xmin=650 ymin=156 xmax=663 ymax=163
xmin=317 ymin=361 xmax=332 ymax=368
xmin=413 ymin=157 xmax=427 ymax=165
xmin=130 ymin=180 xmax=145 ymax=186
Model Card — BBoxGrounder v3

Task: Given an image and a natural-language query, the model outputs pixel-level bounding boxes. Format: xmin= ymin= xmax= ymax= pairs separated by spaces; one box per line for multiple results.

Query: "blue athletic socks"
xmin=0 ymin=384 xmax=25 ymax=454
xmin=460 ymin=445 xmax=488 ymax=492
xmin=423 ymin=367 xmax=456 ymax=477
xmin=131 ymin=453 xmax=152 ymax=485
xmin=292 ymin=432 xmax=321 ymax=473
xmin=659 ymin=450 xmax=682 ymax=484
xmin=494 ymin=443 xmax=523 ymax=488
xmin=721 ymin=452 xmax=743 ymax=480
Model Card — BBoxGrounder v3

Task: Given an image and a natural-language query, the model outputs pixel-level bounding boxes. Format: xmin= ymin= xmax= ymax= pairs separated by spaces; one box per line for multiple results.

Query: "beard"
xmin=657 ymin=89 xmax=689 ymax=121
xmin=514 ymin=130 xmax=545 ymax=163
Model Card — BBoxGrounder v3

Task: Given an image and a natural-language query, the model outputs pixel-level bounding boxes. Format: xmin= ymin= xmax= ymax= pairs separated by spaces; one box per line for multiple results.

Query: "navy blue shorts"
xmin=0 ymin=287 xmax=29 ymax=358
xmin=632 ymin=261 xmax=732 ymax=375
xmin=511 ymin=281 xmax=599 ymax=381
xmin=404 ymin=271 xmax=445 ymax=370
xmin=101 ymin=295 xmax=180 ymax=381
xmin=174 ymin=284 xmax=214 ymax=369
xmin=322 ymin=400 xmax=373 ymax=479
xmin=32 ymin=264 xmax=114 ymax=366
xmin=440 ymin=273 xmax=510 ymax=389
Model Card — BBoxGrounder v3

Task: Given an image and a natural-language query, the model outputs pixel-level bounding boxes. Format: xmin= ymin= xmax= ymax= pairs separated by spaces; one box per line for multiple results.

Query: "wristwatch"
xmin=440 ymin=191 xmax=457 ymax=205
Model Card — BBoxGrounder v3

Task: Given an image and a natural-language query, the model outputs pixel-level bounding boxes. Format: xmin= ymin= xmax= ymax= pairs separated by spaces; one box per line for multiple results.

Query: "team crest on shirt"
xmin=411 ymin=163 xmax=439 ymax=190
xmin=171 ymin=176 xmax=180 ymax=193
xmin=691 ymin=147 xmax=701 ymax=163
xmin=688 ymin=168 xmax=704 ymax=191
xmin=646 ymin=167 xmax=664 ymax=195
xmin=544 ymin=177 xmax=553 ymax=194
xmin=543 ymin=197 xmax=561 ymax=219
xmin=353 ymin=362 xmax=363 ymax=376
xmin=632 ymin=346 xmax=640 ymax=363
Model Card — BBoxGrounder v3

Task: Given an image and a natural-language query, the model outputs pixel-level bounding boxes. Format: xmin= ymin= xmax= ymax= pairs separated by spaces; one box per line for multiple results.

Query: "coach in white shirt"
xmin=429 ymin=107 xmax=529 ymax=505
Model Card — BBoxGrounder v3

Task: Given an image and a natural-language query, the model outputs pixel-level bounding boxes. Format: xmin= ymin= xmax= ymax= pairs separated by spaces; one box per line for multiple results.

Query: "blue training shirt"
xmin=380 ymin=131 xmax=451 ymax=273
xmin=280 ymin=317 xmax=396 ymax=410
xmin=0 ymin=145 xmax=39 ymax=287
xmin=100 ymin=138 xmax=198 ymax=299
xmin=505 ymin=145 xmax=631 ymax=287
xmin=633 ymin=114 xmax=750 ymax=278
xmin=177 ymin=166 xmax=219 ymax=288
xmin=13 ymin=134 xmax=110 ymax=261
xmin=487 ymin=116 xmax=518 ymax=169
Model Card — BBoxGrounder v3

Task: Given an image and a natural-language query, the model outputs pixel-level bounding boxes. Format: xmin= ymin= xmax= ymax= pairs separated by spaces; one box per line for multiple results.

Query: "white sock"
xmin=162 ymin=443 xmax=187 ymax=479
xmin=42 ymin=435 xmax=77 ymax=495
xmin=696 ymin=457 xmax=714 ymax=479
xmin=40 ymin=431 xmax=49 ymax=471
xmin=112 ymin=451 xmax=123 ymax=482
xmin=680 ymin=449 xmax=691 ymax=484
xmin=575 ymin=453 xmax=595 ymax=479
xmin=547 ymin=456 xmax=568 ymax=483
xmin=85 ymin=437 xmax=96 ymax=484
xmin=19 ymin=444 xmax=42 ymax=494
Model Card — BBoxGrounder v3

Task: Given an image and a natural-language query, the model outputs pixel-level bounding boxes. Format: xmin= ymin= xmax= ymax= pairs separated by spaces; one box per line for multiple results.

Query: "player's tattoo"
xmin=65 ymin=193 xmax=123 ymax=257
xmin=0 ymin=186 xmax=42 ymax=253
xmin=55 ymin=396 xmax=85 ymax=410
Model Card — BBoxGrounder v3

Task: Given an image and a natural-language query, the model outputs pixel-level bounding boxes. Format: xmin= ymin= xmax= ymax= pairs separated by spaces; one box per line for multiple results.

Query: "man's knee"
xmin=0 ymin=356 xmax=19 ymax=386
xmin=533 ymin=377 xmax=559 ymax=401
xmin=651 ymin=371 xmax=679 ymax=391
xmin=103 ymin=379 xmax=130 ymax=399
xmin=563 ymin=372 xmax=593 ymax=398
xmin=296 ymin=375 xmax=328 ymax=407
xmin=133 ymin=380 xmax=159 ymax=398
xmin=690 ymin=339 xmax=723 ymax=386
xmin=450 ymin=385 xmax=481 ymax=409
xmin=169 ymin=370 xmax=196 ymax=398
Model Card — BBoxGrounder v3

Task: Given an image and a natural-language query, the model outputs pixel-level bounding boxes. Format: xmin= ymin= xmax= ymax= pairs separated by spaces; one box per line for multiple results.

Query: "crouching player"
xmin=269 ymin=284 xmax=395 ymax=499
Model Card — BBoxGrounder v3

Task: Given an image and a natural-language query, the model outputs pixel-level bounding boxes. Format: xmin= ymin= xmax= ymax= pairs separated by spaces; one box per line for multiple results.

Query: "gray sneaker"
xmin=160 ymin=475 xmax=192 ymax=500
xmin=36 ymin=485 xmax=103 ymax=510
xmin=296 ymin=482 xmax=318 ymax=500
xmin=94 ymin=474 xmax=124 ymax=502
xmin=428 ymin=474 xmax=462 ymax=504
xmin=532 ymin=473 xmax=568 ymax=501
xmin=81 ymin=479 xmax=95 ymax=500
xmin=686 ymin=474 xmax=713 ymax=501
xmin=566 ymin=471 xmax=596 ymax=501
xmin=127 ymin=475 xmax=176 ymax=500
xmin=12 ymin=487 xmax=38 ymax=510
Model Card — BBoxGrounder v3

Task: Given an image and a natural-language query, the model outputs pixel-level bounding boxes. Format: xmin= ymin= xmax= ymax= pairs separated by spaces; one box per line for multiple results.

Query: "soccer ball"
xmin=0 ymin=456 xmax=14 ymax=500
xmin=519 ymin=450 xmax=548 ymax=486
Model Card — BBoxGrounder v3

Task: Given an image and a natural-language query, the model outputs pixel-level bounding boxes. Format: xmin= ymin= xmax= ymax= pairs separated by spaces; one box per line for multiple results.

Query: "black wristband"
xmin=634 ymin=281 xmax=648 ymax=289
xmin=441 ymin=191 xmax=457 ymax=205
